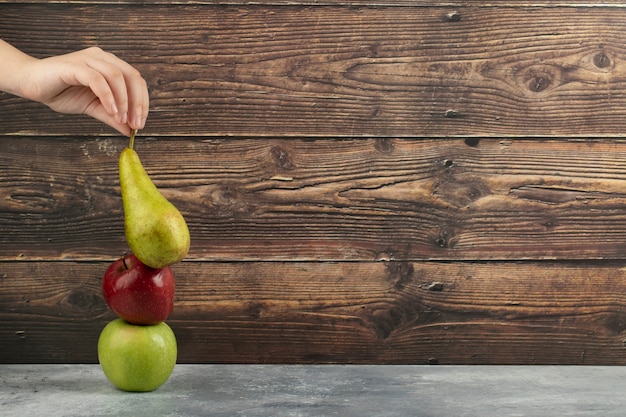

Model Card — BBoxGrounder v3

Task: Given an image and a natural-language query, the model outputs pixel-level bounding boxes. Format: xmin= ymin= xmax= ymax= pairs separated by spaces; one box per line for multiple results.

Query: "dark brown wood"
xmin=3 ymin=136 xmax=626 ymax=262
xmin=6 ymin=1 xmax=626 ymax=4
xmin=3 ymin=1 xmax=626 ymax=365
xmin=2 ymin=260 xmax=626 ymax=365
xmin=2 ymin=4 xmax=626 ymax=137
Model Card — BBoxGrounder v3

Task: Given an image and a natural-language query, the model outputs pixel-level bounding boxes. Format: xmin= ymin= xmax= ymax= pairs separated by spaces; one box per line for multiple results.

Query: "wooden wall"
xmin=3 ymin=1 xmax=626 ymax=364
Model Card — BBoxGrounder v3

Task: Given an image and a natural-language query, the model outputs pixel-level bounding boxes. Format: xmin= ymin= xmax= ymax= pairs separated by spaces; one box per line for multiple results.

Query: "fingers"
xmin=81 ymin=93 xmax=133 ymax=137
xmin=47 ymin=47 xmax=148 ymax=135
xmin=82 ymin=47 xmax=149 ymax=132
xmin=69 ymin=63 xmax=120 ymax=118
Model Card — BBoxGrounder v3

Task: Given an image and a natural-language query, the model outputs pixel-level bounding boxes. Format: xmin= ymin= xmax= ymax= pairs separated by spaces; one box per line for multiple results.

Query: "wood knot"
xmin=270 ymin=145 xmax=294 ymax=169
xmin=209 ymin=184 xmax=248 ymax=218
xmin=374 ymin=138 xmax=394 ymax=154
xmin=386 ymin=261 xmax=414 ymax=291
xmin=434 ymin=228 xmax=456 ymax=249
xmin=247 ymin=302 xmax=266 ymax=319
xmin=593 ymin=52 xmax=611 ymax=69
xmin=529 ymin=75 xmax=551 ymax=93
xmin=464 ymin=138 xmax=480 ymax=147
xmin=518 ymin=65 xmax=561 ymax=95
xmin=433 ymin=178 xmax=490 ymax=208
xmin=65 ymin=289 xmax=100 ymax=311
xmin=444 ymin=109 xmax=460 ymax=118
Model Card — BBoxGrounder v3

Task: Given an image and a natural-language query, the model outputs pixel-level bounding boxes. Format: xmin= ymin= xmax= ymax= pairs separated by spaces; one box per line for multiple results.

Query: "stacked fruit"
xmin=97 ymin=131 xmax=190 ymax=392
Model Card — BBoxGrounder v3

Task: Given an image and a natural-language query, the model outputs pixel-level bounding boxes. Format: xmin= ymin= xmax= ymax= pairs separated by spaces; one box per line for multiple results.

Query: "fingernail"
xmin=134 ymin=115 xmax=145 ymax=129
xmin=119 ymin=112 xmax=128 ymax=124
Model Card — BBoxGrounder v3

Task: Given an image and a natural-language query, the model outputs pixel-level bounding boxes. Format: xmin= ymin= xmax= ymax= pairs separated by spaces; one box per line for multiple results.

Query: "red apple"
xmin=102 ymin=254 xmax=175 ymax=325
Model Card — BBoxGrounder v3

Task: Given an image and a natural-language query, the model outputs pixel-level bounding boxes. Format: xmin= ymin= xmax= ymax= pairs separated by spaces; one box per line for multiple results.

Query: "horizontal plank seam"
xmin=4 ymin=255 xmax=625 ymax=262
xmin=3 ymin=2 xmax=626 ymax=7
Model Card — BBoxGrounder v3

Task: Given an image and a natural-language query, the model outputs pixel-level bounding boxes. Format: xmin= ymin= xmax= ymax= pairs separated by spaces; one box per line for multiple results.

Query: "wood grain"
xmin=2 ymin=261 xmax=626 ymax=364
xmin=7 ymin=1 xmax=626 ymax=5
xmin=3 ymin=1 xmax=626 ymax=365
xmin=1 ymin=4 xmax=626 ymax=137
xmin=3 ymin=137 xmax=626 ymax=262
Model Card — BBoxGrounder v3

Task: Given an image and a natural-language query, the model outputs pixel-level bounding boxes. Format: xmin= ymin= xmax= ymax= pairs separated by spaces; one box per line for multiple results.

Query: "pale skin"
xmin=0 ymin=40 xmax=149 ymax=137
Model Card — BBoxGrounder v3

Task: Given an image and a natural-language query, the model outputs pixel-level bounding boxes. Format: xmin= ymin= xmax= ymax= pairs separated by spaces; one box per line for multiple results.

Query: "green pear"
xmin=119 ymin=134 xmax=190 ymax=269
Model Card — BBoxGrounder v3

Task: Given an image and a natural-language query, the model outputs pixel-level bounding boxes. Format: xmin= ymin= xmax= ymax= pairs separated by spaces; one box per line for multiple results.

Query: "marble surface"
xmin=2 ymin=364 xmax=626 ymax=416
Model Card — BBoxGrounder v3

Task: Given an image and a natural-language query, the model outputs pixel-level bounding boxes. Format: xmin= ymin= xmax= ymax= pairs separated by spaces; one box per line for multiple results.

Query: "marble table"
xmin=2 ymin=364 xmax=626 ymax=416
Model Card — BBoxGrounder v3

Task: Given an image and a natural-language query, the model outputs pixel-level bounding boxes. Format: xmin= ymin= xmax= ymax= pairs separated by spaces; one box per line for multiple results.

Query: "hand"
xmin=19 ymin=46 xmax=149 ymax=136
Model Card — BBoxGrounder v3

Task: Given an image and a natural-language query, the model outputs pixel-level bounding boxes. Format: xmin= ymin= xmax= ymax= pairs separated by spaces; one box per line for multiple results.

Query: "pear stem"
xmin=129 ymin=129 xmax=137 ymax=150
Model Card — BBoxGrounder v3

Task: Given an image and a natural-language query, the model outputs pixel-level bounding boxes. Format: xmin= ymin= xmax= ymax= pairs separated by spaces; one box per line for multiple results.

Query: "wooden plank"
xmin=2 ymin=1 xmax=626 ymax=368
xmin=1 ymin=4 xmax=626 ymax=137
xmin=2 ymin=260 xmax=626 ymax=364
xmin=3 ymin=137 xmax=626 ymax=261
xmin=6 ymin=1 xmax=626 ymax=7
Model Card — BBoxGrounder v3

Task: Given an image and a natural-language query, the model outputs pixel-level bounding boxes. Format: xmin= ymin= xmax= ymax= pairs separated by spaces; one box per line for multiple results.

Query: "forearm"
xmin=0 ymin=39 xmax=37 ymax=98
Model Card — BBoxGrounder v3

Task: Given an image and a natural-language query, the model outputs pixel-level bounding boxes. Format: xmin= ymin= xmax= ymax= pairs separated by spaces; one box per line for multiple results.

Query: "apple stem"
xmin=129 ymin=129 xmax=137 ymax=150
xmin=122 ymin=256 xmax=129 ymax=270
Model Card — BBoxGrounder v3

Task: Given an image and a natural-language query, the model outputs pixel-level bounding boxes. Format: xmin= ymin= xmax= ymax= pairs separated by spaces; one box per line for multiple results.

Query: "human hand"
xmin=18 ymin=46 xmax=149 ymax=137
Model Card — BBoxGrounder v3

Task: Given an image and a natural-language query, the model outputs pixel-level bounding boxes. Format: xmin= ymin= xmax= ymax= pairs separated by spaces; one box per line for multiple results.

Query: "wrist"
xmin=0 ymin=40 xmax=38 ymax=98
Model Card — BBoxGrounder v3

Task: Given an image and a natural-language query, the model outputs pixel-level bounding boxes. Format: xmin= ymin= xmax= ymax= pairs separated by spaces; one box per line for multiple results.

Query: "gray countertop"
xmin=2 ymin=364 xmax=626 ymax=416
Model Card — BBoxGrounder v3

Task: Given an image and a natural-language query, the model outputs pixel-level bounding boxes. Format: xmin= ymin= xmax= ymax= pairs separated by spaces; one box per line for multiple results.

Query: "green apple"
xmin=97 ymin=318 xmax=177 ymax=392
